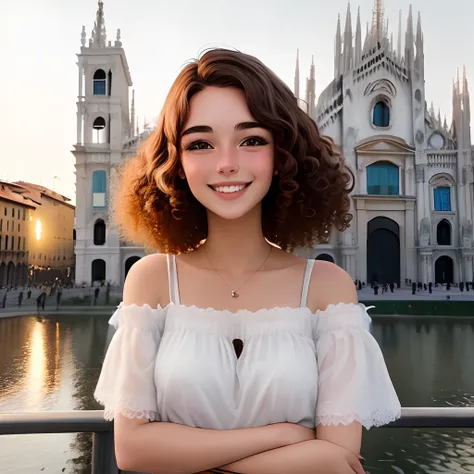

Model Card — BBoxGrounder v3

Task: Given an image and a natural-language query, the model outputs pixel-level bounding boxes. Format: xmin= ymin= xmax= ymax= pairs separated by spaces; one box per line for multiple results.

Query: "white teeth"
xmin=213 ymin=185 xmax=246 ymax=193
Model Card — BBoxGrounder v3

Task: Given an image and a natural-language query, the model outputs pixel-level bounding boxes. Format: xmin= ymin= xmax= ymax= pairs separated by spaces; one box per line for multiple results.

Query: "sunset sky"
xmin=1 ymin=0 xmax=473 ymax=205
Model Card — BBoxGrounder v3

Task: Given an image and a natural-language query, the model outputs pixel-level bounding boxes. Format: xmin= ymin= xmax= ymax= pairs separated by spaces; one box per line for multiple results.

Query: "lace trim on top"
xmin=101 ymin=406 xmax=159 ymax=422
xmin=316 ymin=407 xmax=401 ymax=430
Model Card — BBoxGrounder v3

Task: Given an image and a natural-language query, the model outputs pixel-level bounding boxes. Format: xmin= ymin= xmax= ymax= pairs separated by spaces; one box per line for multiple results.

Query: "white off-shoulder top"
xmin=94 ymin=256 xmax=401 ymax=430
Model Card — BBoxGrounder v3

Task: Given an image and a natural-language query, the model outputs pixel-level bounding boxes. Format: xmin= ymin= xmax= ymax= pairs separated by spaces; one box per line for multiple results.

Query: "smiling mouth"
xmin=208 ymin=183 xmax=252 ymax=194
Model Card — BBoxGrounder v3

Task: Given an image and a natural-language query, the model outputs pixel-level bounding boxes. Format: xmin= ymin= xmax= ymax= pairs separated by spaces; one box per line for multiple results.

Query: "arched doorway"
xmin=124 ymin=256 xmax=141 ymax=280
xmin=436 ymin=219 xmax=451 ymax=245
xmin=6 ymin=262 xmax=15 ymax=287
xmin=91 ymin=259 xmax=106 ymax=283
xmin=0 ymin=263 xmax=6 ymax=287
xmin=367 ymin=217 xmax=400 ymax=284
xmin=316 ymin=253 xmax=334 ymax=263
xmin=435 ymin=256 xmax=454 ymax=284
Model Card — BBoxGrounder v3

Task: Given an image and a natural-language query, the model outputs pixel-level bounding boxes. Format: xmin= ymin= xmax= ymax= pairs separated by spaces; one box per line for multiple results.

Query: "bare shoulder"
xmin=307 ymin=260 xmax=358 ymax=312
xmin=122 ymin=253 xmax=169 ymax=307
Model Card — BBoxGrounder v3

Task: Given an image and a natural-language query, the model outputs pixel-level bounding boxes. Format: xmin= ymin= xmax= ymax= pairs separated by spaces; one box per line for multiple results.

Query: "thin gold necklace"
xmin=208 ymin=246 xmax=273 ymax=298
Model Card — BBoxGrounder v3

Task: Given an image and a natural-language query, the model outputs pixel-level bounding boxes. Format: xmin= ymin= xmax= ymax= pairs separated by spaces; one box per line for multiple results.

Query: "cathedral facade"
xmin=297 ymin=2 xmax=473 ymax=287
xmin=73 ymin=1 xmax=473 ymax=287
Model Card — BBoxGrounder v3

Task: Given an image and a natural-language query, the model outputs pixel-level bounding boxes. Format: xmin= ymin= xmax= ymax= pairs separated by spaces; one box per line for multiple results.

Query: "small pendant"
xmin=231 ymin=290 xmax=239 ymax=298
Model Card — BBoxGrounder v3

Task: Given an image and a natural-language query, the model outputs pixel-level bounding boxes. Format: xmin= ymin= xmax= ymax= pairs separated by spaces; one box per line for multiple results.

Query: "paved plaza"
xmin=0 ymin=282 xmax=473 ymax=320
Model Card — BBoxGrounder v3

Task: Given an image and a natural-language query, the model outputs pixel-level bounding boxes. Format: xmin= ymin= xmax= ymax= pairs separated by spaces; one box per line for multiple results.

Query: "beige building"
xmin=0 ymin=182 xmax=36 ymax=287
xmin=0 ymin=181 xmax=75 ymax=287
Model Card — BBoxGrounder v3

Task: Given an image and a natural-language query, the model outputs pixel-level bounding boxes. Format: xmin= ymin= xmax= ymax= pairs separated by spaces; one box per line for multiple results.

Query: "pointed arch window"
xmin=367 ymin=162 xmax=399 ymax=195
xmin=434 ymin=186 xmax=451 ymax=211
xmin=373 ymin=100 xmax=390 ymax=127
xmin=92 ymin=170 xmax=106 ymax=208
xmin=93 ymin=69 xmax=107 ymax=95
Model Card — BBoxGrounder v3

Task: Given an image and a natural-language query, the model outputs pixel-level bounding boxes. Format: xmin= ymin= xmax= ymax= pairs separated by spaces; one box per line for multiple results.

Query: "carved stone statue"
xmin=419 ymin=218 xmax=430 ymax=246
xmin=462 ymin=220 xmax=473 ymax=248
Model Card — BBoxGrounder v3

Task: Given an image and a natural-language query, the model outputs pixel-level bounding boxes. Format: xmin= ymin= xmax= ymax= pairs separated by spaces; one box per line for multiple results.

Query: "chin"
xmin=211 ymin=208 xmax=255 ymax=221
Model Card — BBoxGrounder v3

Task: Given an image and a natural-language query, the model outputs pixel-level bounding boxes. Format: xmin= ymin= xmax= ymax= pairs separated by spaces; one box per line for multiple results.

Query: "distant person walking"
xmin=56 ymin=286 xmax=62 ymax=311
xmin=94 ymin=287 xmax=100 ymax=306
xmin=18 ymin=291 xmax=23 ymax=308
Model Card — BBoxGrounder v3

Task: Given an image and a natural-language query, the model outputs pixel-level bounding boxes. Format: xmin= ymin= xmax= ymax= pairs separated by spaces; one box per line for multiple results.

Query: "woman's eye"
xmin=241 ymin=137 xmax=268 ymax=147
xmin=186 ymin=141 xmax=212 ymax=151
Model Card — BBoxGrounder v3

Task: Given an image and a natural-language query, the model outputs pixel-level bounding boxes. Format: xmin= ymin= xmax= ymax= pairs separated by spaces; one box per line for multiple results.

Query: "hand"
xmin=311 ymin=440 xmax=365 ymax=474
xmin=273 ymin=422 xmax=316 ymax=447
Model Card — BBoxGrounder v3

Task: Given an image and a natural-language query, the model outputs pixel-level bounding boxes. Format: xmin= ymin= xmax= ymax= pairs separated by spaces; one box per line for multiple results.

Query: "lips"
xmin=208 ymin=182 xmax=252 ymax=194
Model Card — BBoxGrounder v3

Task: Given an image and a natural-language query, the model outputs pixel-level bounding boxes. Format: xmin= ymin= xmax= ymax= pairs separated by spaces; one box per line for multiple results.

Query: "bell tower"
xmin=73 ymin=0 xmax=133 ymax=286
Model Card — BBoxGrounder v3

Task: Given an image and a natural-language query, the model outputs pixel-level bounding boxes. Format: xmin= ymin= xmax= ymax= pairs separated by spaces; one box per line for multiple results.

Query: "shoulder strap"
xmin=166 ymin=254 xmax=181 ymax=305
xmin=300 ymin=259 xmax=315 ymax=308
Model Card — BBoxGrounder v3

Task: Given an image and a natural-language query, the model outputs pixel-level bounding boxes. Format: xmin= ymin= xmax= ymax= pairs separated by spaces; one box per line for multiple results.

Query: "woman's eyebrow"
xmin=182 ymin=125 xmax=212 ymax=136
xmin=182 ymin=121 xmax=266 ymax=136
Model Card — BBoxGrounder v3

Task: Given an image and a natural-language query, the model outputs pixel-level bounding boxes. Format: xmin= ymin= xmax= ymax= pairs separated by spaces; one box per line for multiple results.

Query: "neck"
xmin=201 ymin=205 xmax=271 ymax=273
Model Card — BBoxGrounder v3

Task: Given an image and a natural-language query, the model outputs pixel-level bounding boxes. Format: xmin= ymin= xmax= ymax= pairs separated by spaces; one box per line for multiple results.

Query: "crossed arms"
xmin=114 ymin=415 xmax=364 ymax=474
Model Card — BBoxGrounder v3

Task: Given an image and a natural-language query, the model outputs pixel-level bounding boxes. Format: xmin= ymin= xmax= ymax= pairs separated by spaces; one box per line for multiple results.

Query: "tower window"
xmin=93 ymin=219 xmax=106 ymax=245
xmin=93 ymin=69 xmax=107 ymax=95
xmin=92 ymin=116 xmax=107 ymax=144
xmin=367 ymin=162 xmax=399 ymax=195
xmin=373 ymin=100 xmax=390 ymax=128
xmin=92 ymin=170 xmax=107 ymax=208
xmin=434 ymin=187 xmax=451 ymax=211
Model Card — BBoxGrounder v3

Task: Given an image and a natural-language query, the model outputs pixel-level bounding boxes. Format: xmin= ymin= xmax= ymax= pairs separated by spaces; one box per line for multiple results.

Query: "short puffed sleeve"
xmin=313 ymin=303 xmax=401 ymax=429
xmin=94 ymin=303 xmax=166 ymax=421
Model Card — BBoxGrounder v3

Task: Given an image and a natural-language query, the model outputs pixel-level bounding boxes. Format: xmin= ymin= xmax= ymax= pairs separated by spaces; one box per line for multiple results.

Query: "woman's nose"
xmin=216 ymin=148 xmax=239 ymax=175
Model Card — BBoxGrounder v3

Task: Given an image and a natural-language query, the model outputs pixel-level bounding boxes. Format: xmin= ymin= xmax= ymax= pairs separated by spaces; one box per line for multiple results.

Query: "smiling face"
xmin=180 ymin=86 xmax=275 ymax=221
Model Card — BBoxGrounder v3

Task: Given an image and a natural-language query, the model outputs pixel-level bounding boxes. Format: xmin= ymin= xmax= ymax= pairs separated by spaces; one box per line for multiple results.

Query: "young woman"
xmin=94 ymin=49 xmax=401 ymax=474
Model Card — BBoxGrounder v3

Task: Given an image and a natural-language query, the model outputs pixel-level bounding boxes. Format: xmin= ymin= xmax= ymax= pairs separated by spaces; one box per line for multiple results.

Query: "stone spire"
xmin=372 ymin=0 xmax=384 ymax=43
xmin=397 ymin=10 xmax=402 ymax=59
xmin=294 ymin=49 xmax=300 ymax=98
xmin=354 ymin=7 xmax=362 ymax=65
xmin=405 ymin=5 xmax=414 ymax=68
xmin=463 ymin=66 xmax=471 ymax=146
xmin=463 ymin=66 xmax=471 ymax=123
xmin=115 ymin=29 xmax=123 ymax=47
xmin=415 ymin=11 xmax=424 ymax=68
xmin=363 ymin=22 xmax=370 ymax=54
xmin=306 ymin=56 xmax=316 ymax=118
xmin=335 ymin=14 xmax=342 ymax=77
xmin=130 ymin=90 xmax=136 ymax=137
xmin=81 ymin=26 xmax=86 ymax=47
xmin=452 ymin=71 xmax=462 ymax=141
xmin=92 ymin=0 xmax=107 ymax=48
xmin=342 ymin=3 xmax=353 ymax=73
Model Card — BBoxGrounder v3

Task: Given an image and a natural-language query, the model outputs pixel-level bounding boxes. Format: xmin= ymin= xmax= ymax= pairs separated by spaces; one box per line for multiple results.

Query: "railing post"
xmin=91 ymin=430 xmax=119 ymax=474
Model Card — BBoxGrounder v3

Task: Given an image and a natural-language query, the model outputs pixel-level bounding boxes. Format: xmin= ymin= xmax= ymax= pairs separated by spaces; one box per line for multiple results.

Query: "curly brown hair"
xmin=113 ymin=48 xmax=354 ymax=254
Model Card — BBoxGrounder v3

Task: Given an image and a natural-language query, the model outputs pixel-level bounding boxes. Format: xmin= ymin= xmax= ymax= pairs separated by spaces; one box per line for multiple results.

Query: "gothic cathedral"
xmin=297 ymin=1 xmax=473 ymax=287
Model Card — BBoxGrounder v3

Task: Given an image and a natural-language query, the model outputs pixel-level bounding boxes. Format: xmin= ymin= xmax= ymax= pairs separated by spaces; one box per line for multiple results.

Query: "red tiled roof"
xmin=0 ymin=181 xmax=37 ymax=208
xmin=12 ymin=181 xmax=75 ymax=209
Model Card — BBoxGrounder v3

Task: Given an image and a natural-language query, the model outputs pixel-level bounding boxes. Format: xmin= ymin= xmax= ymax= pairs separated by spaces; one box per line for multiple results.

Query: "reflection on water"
xmin=363 ymin=318 xmax=474 ymax=474
xmin=0 ymin=314 xmax=474 ymax=473
xmin=0 ymin=314 xmax=110 ymax=474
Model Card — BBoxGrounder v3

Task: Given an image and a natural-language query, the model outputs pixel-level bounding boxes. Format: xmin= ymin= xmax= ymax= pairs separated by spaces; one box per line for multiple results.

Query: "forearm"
xmin=316 ymin=422 xmax=362 ymax=454
xmin=219 ymin=428 xmax=363 ymax=474
xmin=218 ymin=440 xmax=325 ymax=474
xmin=116 ymin=421 xmax=289 ymax=474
